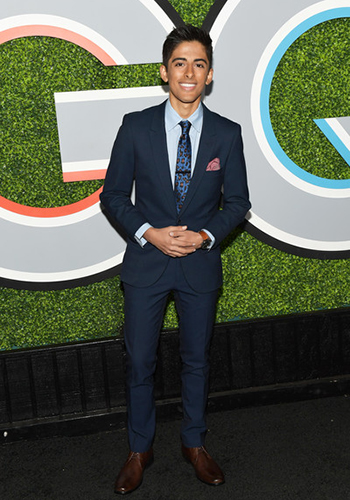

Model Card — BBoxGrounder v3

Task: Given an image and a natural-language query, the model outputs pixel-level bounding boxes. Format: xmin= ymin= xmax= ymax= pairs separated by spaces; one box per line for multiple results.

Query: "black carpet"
xmin=2 ymin=395 xmax=350 ymax=500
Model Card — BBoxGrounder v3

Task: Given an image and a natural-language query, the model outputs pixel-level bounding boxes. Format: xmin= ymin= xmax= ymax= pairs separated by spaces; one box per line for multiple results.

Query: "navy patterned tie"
xmin=174 ymin=120 xmax=192 ymax=213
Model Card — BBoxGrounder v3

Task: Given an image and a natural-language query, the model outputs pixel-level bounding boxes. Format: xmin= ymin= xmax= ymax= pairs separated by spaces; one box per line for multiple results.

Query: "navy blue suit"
xmin=100 ymin=101 xmax=250 ymax=451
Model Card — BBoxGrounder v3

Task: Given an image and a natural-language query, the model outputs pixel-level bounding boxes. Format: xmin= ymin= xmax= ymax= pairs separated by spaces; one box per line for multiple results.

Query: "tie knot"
xmin=180 ymin=120 xmax=191 ymax=135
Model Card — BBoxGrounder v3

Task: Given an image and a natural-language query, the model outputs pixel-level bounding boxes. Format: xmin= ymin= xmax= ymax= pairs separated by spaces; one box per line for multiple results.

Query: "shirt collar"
xmin=165 ymin=100 xmax=203 ymax=133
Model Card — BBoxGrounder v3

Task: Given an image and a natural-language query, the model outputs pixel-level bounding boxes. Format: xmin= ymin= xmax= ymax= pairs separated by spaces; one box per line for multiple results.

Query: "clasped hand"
xmin=144 ymin=226 xmax=203 ymax=257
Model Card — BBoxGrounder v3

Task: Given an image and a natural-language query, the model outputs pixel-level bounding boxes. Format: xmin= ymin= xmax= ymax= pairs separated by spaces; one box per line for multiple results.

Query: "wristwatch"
xmin=198 ymin=230 xmax=212 ymax=250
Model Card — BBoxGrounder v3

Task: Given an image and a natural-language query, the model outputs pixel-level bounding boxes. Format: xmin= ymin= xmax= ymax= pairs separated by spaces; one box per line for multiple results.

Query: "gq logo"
xmin=0 ymin=0 xmax=349 ymax=290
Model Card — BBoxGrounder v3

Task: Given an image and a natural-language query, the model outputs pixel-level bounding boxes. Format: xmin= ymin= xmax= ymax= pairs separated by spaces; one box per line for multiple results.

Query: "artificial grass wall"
xmin=0 ymin=0 xmax=349 ymax=350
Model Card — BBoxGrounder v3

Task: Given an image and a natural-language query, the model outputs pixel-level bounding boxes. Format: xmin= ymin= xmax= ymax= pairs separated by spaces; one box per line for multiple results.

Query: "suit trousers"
xmin=123 ymin=256 xmax=218 ymax=452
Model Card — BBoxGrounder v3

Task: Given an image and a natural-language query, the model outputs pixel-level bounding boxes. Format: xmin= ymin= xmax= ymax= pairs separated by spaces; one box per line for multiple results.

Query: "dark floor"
xmin=2 ymin=395 xmax=350 ymax=500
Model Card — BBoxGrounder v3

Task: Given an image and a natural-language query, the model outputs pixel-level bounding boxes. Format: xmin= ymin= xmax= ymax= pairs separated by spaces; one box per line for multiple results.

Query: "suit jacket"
xmin=100 ymin=101 xmax=251 ymax=293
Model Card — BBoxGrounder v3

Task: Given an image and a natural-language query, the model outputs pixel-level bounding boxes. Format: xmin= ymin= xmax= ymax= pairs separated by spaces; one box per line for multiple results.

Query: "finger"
xmin=173 ymin=237 xmax=197 ymax=247
xmin=169 ymin=226 xmax=187 ymax=237
xmin=170 ymin=241 xmax=196 ymax=250
xmin=168 ymin=246 xmax=196 ymax=256
xmin=170 ymin=231 xmax=185 ymax=238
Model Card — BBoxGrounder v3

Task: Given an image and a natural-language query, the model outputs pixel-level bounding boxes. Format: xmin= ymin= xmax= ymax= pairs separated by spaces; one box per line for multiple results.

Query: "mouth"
xmin=179 ymin=83 xmax=196 ymax=90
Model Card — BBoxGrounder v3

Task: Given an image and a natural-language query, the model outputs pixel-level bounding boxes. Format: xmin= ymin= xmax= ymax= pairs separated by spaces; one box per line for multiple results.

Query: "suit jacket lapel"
xmin=179 ymin=105 xmax=216 ymax=215
xmin=149 ymin=102 xmax=177 ymax=215
xmin=148 ymin=102 xmax=217 ymax=217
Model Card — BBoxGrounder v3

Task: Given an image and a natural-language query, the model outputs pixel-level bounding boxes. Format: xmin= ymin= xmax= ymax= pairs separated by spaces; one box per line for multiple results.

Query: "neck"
xmin=169 ymin=95 xmax=201 ymax=119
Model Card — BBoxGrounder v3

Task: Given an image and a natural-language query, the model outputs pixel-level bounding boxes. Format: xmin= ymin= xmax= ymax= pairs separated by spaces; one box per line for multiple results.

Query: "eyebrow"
xmin=171 ymin=57 xmax=208 ymax=65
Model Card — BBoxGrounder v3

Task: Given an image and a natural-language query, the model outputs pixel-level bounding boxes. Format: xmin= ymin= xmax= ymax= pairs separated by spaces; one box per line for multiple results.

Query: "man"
xmin=100 ymin=24 xmax=251 ymax=495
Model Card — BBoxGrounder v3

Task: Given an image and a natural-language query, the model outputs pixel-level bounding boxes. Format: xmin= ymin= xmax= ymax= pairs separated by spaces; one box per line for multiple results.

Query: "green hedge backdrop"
xmin=0 ymin=0 xmax=349 ymax=350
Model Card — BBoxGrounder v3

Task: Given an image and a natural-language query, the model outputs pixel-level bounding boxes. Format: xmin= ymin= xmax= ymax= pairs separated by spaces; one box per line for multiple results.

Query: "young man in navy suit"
xmin=100 ymin=24 xmax=251 ymax=495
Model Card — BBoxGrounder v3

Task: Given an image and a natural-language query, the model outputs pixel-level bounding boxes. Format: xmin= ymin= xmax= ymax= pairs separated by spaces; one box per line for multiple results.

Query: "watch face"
xmin=201 ymin=238 xmax=211 ymax=250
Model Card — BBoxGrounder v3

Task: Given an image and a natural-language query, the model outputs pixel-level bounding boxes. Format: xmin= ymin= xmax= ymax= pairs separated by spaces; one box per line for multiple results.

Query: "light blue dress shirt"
xmin=164 ymin=99 xmax=203 ymax=186
xmin=135 ymin=100 xmax=214 ymax=248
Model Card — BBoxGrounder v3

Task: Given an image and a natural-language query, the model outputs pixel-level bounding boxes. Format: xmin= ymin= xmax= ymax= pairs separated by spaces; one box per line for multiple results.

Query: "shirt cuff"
xmin=201 ymin=229 xmax=215 ymax=250
xmin=134 ymin=223 xmax=152 ymax=247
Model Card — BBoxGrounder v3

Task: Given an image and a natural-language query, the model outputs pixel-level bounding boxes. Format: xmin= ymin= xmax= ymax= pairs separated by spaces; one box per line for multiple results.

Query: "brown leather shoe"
xmin=114 ymin=449 xmax=154 ymax=495
xmin=182 ymin=445 xmax=225 ymax=486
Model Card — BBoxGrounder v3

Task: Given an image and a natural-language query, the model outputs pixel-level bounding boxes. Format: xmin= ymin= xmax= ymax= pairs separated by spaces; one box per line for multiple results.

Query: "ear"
xmin=206 ymin=67 xmax=213 ymax=86
xmin=160 ymin=64 xmax=168 ymax=83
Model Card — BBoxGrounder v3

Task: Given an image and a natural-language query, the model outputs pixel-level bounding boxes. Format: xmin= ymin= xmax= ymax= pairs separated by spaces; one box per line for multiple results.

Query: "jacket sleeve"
xmin=100 ymin=114 xmax=149 ymax=240
xmin=205 ymin=124 xmax=251 ymax=247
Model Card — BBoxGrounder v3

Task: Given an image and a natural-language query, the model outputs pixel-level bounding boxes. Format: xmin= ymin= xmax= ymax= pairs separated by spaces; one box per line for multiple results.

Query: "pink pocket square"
xmin=206 ymin=158 xmax=221 ymax=171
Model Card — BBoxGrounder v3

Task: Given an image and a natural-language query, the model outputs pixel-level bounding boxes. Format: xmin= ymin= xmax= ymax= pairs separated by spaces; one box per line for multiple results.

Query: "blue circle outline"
xmin=261 ymin=7 xmax=350 ymax=189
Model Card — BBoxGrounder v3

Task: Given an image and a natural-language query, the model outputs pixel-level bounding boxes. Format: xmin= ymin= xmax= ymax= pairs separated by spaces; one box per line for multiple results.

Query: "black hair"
xmin=162 ymin=24 xmax=213 ymax=69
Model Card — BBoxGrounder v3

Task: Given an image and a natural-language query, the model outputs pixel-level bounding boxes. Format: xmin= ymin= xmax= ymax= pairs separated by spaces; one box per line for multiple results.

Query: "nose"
xmin=185 ymin=64 xmax=194 ymax=78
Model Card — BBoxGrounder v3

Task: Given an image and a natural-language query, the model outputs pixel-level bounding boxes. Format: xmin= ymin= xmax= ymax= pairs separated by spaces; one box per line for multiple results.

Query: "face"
xmin=160 ymin=41 xmax=213 ymax=117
